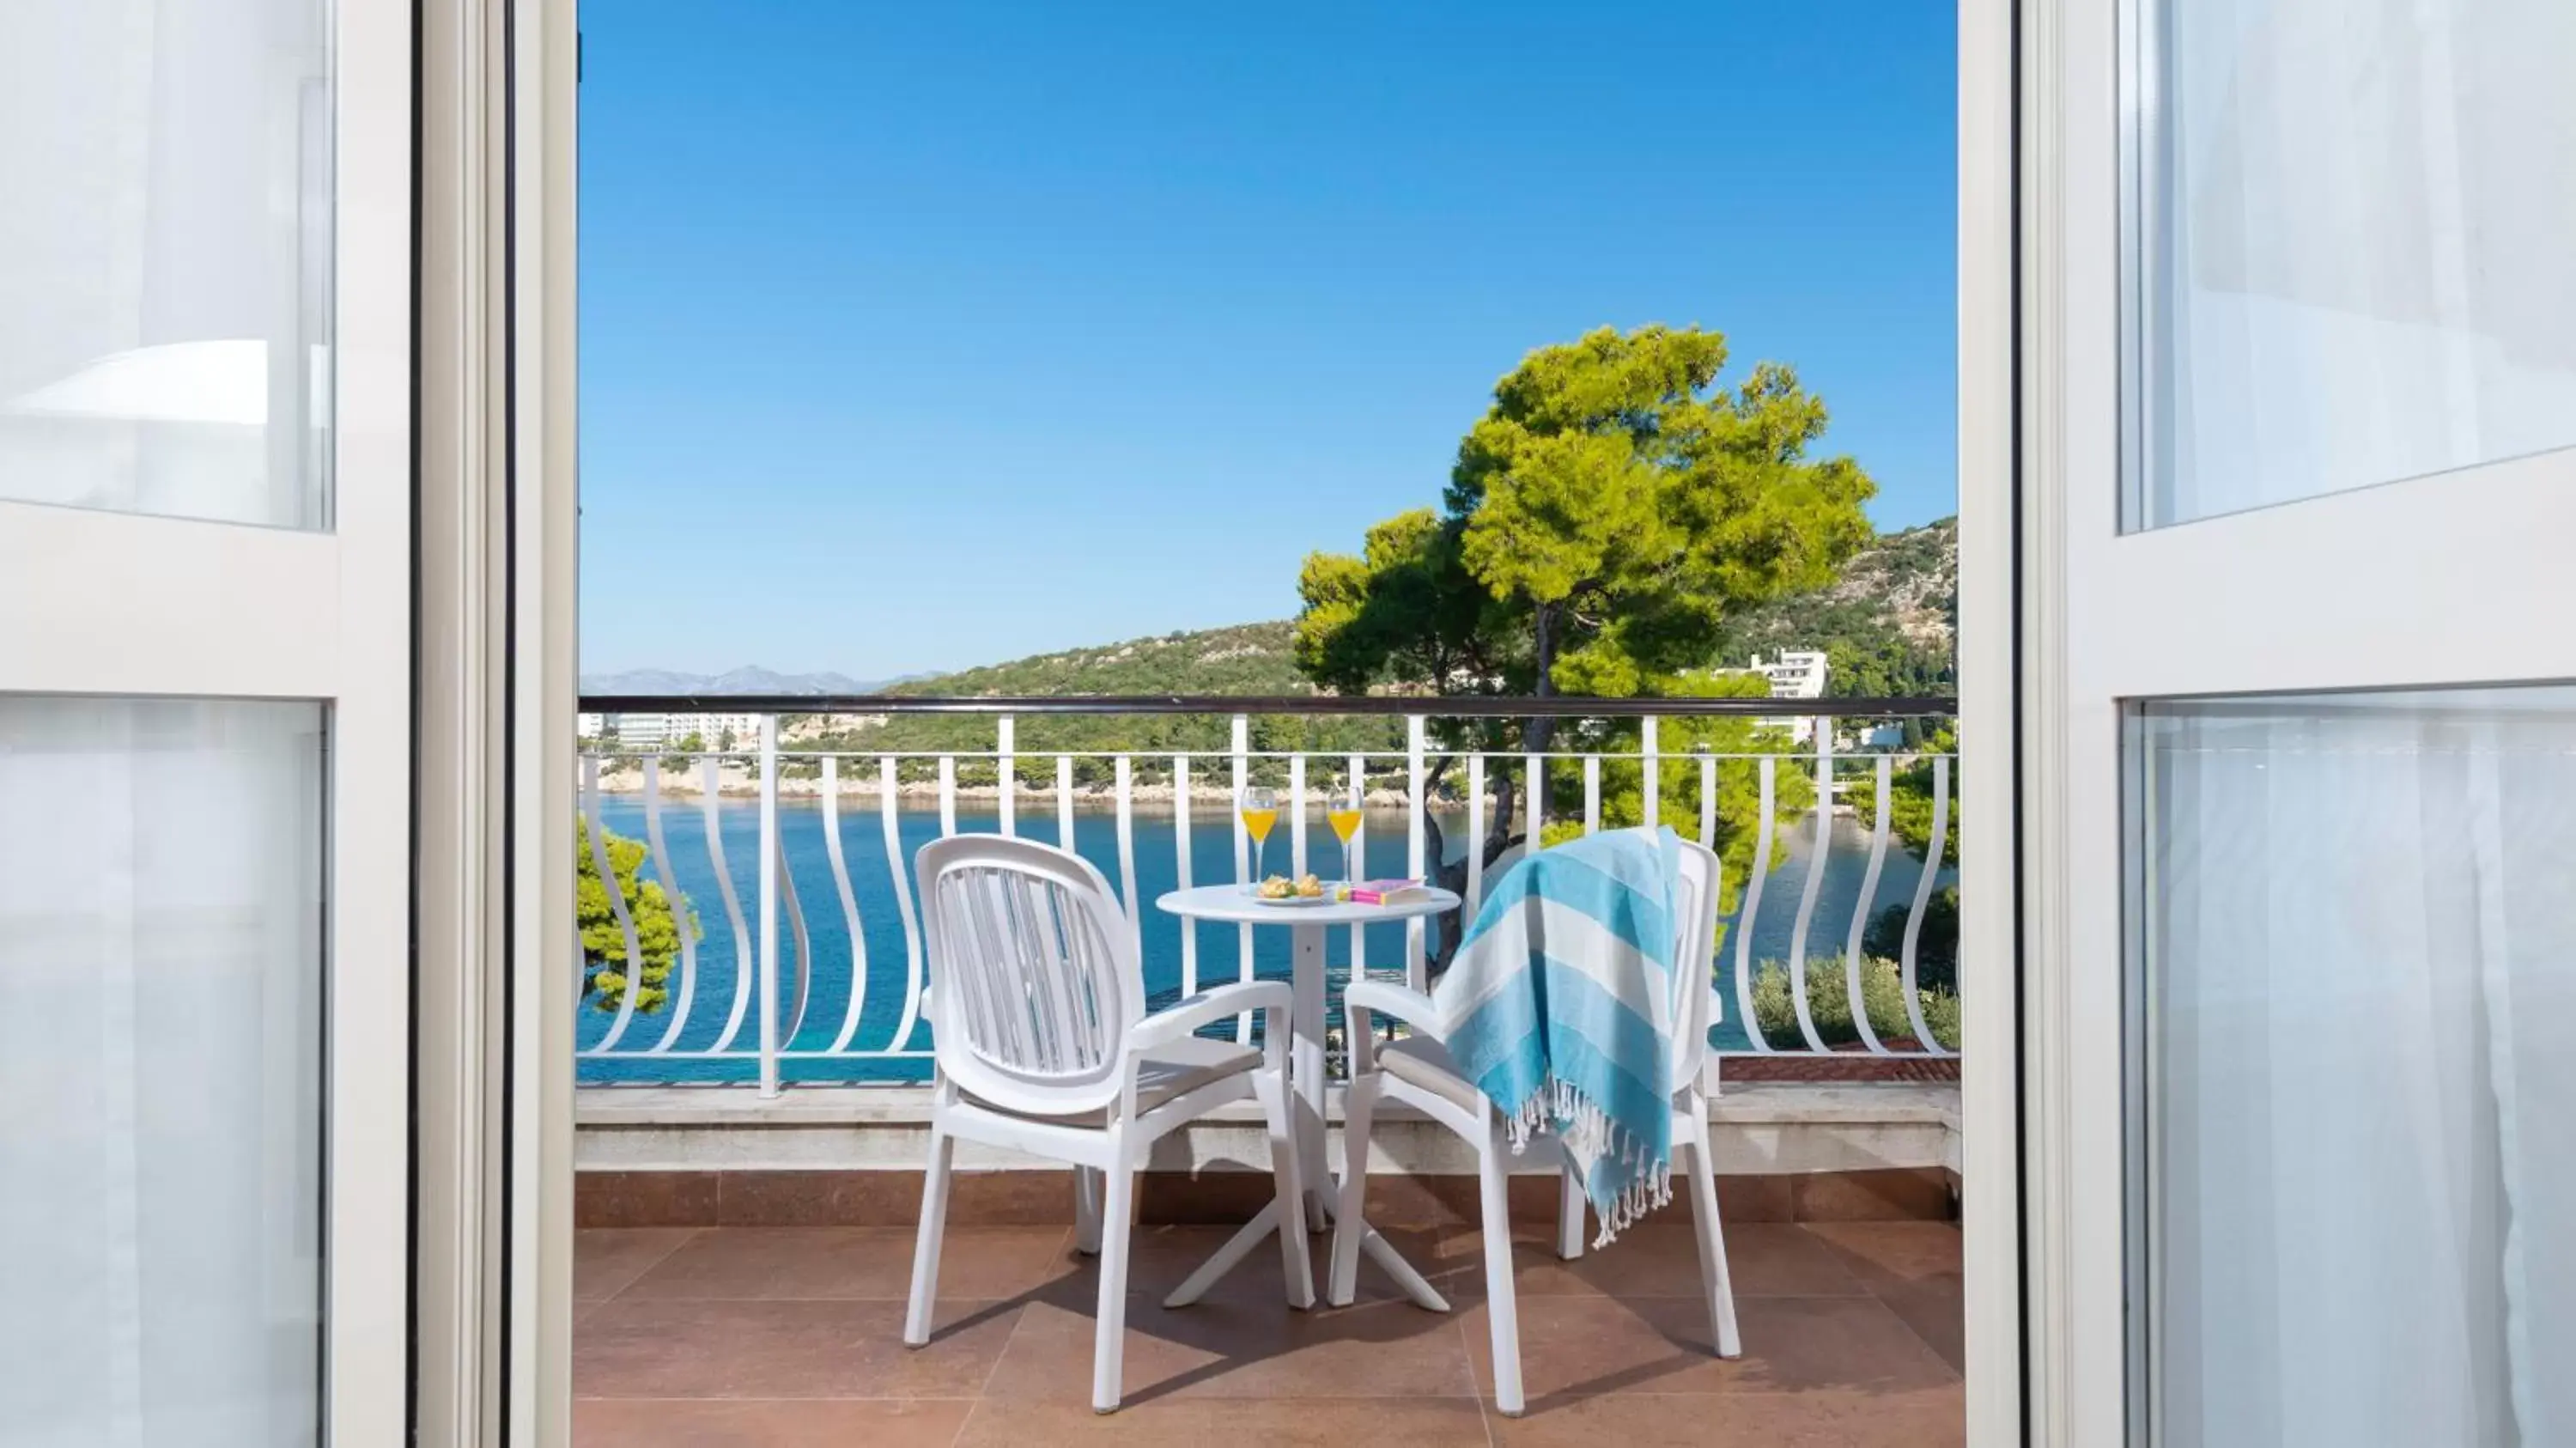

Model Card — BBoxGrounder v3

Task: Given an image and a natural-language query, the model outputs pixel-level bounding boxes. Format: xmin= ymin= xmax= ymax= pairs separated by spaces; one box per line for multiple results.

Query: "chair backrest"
xmin=914 ymin=834 xmax=1143 ymax=1115
xmin=1667 ymin=837 xmax=1725 ymax=1096
xmin=1492 ymin=829 xmax=1722 ymax=1094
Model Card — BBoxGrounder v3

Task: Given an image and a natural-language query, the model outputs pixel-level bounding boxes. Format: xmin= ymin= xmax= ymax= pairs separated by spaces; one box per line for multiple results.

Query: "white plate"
xmin=1244 ymin=889 xmax=1338 ymax=907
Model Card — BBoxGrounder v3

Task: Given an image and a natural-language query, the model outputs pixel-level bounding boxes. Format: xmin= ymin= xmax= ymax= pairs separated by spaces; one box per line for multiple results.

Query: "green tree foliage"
xmin=1294 ymin=325 xmax=1874 ymax=962
xmin=1302 ymin=325 xmax=1874 ymax=719
xmin=1751 ymin=957 xmax=1959 ymax=1051
xmin=577 ymin=816 xmax=695 ymax=1014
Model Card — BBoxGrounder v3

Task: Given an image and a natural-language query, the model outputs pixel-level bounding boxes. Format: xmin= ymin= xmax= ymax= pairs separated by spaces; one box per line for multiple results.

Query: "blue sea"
xmin=575 ymin=800 xmax=1948 ymax=1084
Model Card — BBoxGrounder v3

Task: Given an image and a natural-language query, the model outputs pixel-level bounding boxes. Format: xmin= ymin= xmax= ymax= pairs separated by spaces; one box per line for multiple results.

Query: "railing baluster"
xmin=1641 ymin=716 xmax=1660 ymax=829
xmin=776 ymin=815 xmax=814 ymax=1048
xmin=641 ymin=756 xmax=698 ymax=1052
xmin=1735 ymin=757 xmax=1775 ymax=1053
xmin=1055 ymin=755 xmax=1075 ymax=849
xmin=1406 ymin=715 xmax=1427 ymax=989
xmin=1289 ymin=753 xmax=1309 ymax=878
xmin=1582 ymin=753 xmax=1601 ymax=835
xmin=1114 ymin=756 xmax=1140 ymax=956
xmin=937 ymin=756 xmax=957 ymax=837
xmin=820 ymin=757 xmax=870 ymax=1056
xmin=996 ymin=715 xmax=1016 ymax=836
xmin=1524 ymin=749 xmax=1543 ymax=850
xmin=1231 ymin=716 xmax=1254 ymax=1043
xmin=1175 ymin=753 xmax=1196 ymax=998
xmin=704 ymin=754 xmax=756 ymax=1056
xmin=583 ymin=756 xmax=647 ymax=1051
xmin=1698 ymin=748 xmax=1716 ymax=851
xmin=1347 ymin=751 xmax=1367 ymax=975
xmin=1844 ymin=754 xmax=1894 ymax=1055
xmin=882 ymin=754 xmax=927 ymax=1053
xmin=756 ymin=715 xmax=781 ymax=1098
xmin=1783 ymin=721 xmax=1834 ymax=1055
xmin=1465 ymin=752 xmax=1487 ymax=914
xmin=1902 ymin=755 xmax=1953 ymax=1056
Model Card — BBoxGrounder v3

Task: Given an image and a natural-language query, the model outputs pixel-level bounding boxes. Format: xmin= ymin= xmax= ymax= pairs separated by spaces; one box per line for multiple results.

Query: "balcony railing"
xmin=574 ymin=695 xmax=1959 ymax=1093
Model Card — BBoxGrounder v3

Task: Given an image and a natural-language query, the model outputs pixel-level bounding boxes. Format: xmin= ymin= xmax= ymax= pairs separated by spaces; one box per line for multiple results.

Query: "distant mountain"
xmin=886 ymin=621 xmax=1312 ymax=699
xmin=580 ymin=666 xmax=891 ymax=697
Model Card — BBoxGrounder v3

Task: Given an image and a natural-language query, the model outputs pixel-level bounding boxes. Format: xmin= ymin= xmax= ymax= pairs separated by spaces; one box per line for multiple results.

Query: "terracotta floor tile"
xmin=1457 ymin=1294 xmax=1959 ymax=1404
xmin=1486 ymin=1385 xmax=1965 ymax=1446
xmin=575 ymin=1297 xmax=1019 ymax=1400
xmin=981 ymin=1294 xmax=1477 ymax=1404
xmin=572 ymin=1397 xmax=975 ymax=1447
xmin=617 ymin=1226 xmax=1074 ymax=1302
xmin=1799 ymin=1221 xmax=1963 ymax=1288
xmin=955 ymin=1396 xmax=1494 ymax=1446
xmin=575 ymin=1228 xmax=701 ymax=1302
xmin=1437 ymin=1223 xmax=1867 ymax=1301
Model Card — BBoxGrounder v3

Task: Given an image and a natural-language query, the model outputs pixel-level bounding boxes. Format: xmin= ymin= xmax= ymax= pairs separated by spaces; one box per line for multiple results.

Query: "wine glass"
xmin=1326 ymin=773 xmax=1363 ymax=884
xmin=1239 ymin=787 xmax=1279 ymax=885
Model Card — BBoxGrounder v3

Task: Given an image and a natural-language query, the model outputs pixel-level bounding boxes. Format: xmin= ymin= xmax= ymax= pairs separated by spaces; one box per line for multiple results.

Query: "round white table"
xmin=1153 ymin=883 xmax=1461 ymax=1312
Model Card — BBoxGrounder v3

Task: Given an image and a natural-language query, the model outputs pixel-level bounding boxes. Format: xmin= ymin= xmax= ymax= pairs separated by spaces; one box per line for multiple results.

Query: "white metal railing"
xmin=573 ymin=705 xmax=1959 ymax=1094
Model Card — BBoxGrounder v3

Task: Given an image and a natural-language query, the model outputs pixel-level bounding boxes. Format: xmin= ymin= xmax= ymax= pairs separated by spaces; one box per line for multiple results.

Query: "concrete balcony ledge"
xmin=577 ymin=1080 xmax=1962 ymax=1182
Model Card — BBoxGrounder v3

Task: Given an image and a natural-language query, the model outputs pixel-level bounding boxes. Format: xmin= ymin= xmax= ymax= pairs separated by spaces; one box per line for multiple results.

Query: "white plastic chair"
xmin=1327 ymin=835 xmax=1741 ymax=1416
xmin=901 ymin=835 xmax=1313 ymax=1413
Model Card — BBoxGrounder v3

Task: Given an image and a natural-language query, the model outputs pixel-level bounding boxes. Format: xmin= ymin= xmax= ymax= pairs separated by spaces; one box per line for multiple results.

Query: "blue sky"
xmin=580 ymin=2 xmax=1957 ymax=679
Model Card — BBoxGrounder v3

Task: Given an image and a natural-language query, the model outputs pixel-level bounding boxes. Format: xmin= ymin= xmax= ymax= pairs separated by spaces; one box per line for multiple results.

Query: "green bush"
xmin=1748 ymin=956 xmax=1958 ymax=1051
xmin=1862 ymin=885 xmax=1958 ymax=995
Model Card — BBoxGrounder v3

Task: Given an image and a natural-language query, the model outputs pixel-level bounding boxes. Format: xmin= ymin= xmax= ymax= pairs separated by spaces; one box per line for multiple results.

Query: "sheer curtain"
xmin=2139 ymin=691 xmax=2574 ymax=1446
xmin=0 ymin=0 xmax=331 ymax=528
xmin=2142 ymin=0 xmax=2576 ymax=526
xmin=0 ymin=701 xmax=325 ymax=1448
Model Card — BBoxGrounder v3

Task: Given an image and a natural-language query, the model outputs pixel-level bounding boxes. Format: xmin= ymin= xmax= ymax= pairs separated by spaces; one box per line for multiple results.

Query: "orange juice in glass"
xmin=1326 ymin=791 xmax=1362 ymax=883
xmin=1239 ymin=787 xmax=1279 ymax=883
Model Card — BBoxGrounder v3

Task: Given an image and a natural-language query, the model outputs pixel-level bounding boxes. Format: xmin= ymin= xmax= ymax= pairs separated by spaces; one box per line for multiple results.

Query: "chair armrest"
xmin=1340 ymin=980 xmax=1444 ymax=1074
xmin=1126 ymin=981 xmax=1292 ymax=1056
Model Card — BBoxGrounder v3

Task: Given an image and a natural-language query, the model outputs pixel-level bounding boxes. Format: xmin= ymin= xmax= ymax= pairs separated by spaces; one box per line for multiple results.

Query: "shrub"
xmin=1748 ymin=955 xmax=1959 ymax=1051
xmin=1861 ymin=885 xmax=1958 ymax=995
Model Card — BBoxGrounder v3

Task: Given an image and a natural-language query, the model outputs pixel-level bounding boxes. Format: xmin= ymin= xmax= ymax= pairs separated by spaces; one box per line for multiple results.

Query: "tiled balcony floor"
xmin=575 ymin=1217 xmax=1964 ymax=1446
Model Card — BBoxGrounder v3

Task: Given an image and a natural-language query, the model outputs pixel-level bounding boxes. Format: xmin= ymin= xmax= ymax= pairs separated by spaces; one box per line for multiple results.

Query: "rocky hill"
xmin=1707 ymin=517 xmax=1957 ymax=695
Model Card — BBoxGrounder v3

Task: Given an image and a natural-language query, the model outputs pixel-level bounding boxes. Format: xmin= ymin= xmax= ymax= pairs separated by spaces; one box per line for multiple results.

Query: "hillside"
xmin=1708 ymin=517 xmax=1958 ymax=697
xmin=885 ymin=621 xmax=1313 ymax=699
xmin=796 ymin=622 xmax=1390 ymax=776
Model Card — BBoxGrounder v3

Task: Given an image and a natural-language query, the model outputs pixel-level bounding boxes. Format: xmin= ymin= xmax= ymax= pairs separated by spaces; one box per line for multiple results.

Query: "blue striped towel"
xmin=1435 ymin=825 xmax=1680 ymax=1245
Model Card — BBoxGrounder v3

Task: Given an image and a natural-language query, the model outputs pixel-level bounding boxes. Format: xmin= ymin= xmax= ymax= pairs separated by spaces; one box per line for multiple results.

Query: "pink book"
xmin=1338 ymin=879 xmax=1429 ymax=905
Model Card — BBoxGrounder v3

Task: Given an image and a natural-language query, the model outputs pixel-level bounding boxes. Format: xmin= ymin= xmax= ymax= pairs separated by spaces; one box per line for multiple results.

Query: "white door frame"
xmin=1955 ymin=0 xmax=2025 ymax=1443
xmin=2017 ymin=0 xmax=2576 ymax=1442
xmin=412 ymin=0 xmax=582 ymax=1443
xmin=0 ymin=1 xmax=413 ymax=1439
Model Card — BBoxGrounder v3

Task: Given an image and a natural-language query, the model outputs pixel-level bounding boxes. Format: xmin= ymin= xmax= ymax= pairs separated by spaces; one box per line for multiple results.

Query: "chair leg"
xmin=1327 ymin=1073 xmax=1380 ymax=1307
xmin=1091 ymin=1159 xmax=1137 ymax=1413
xmin=1479 ymin=1128 xmax=1526 ymax=1417
xmin=1073 ymin=1166 xmax=1104 ymax=1256
xmin=902 ymin=1124 xmax=955 ymax=1347
xmin=1258 ymin=1065 xmax=1315 ymax=1309
xmin=1685 ymin=1110 xmax=1742 ymax=1359
xmin=1556 ymin=1162 xmax=1588 ymax=1261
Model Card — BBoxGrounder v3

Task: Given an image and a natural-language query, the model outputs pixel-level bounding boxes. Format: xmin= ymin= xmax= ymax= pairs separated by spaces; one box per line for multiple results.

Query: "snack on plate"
xmin=1256 ymin=873 xmax=1327 ymax=899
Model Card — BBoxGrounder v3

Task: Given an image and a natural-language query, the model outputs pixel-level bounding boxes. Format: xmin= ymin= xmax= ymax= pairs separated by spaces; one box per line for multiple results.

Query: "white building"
xmin=1750 ymin=650 xmax=1829 ymax=743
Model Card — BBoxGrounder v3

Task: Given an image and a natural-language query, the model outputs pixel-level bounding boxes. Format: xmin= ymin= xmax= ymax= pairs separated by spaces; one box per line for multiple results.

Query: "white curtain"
xmin=0 ymin=0 xmax=331 ymax=528
xmin=2148 ymin=0 xmax=2576 ymax=525
xmin=0 ymin=700 xmax=325 ymax=1448
xmin=2142 ymin=692 xmax=2574 ymax=1447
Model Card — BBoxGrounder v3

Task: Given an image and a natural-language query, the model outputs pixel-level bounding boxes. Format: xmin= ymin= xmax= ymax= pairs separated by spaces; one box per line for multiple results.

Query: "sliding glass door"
xmin=2030 ymin=0 xmax=2576 ymax=1443
xmin=0 ymin=1 xmax=412 ymax=1440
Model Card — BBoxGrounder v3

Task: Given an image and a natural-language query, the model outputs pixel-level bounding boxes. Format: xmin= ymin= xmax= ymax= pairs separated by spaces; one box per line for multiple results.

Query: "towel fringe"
xmin=1498 ymin=1074 xmax=1674 ymax=1248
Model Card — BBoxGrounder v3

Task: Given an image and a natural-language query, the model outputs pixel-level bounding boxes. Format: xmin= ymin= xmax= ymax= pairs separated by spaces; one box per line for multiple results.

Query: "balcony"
xmin=571 ymin=696 xmax=1963 ymax=1440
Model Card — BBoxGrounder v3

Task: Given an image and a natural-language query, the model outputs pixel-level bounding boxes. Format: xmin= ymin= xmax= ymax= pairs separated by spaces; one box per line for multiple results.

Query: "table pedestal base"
xmin=1163 ymin=1199 xmax=1449 ymax=1312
